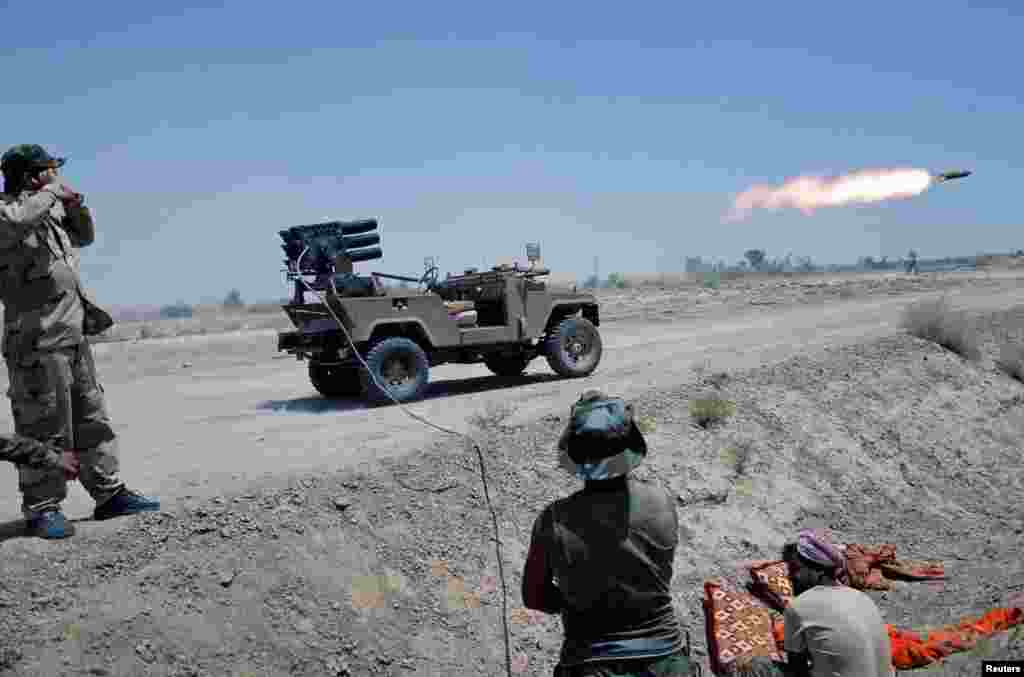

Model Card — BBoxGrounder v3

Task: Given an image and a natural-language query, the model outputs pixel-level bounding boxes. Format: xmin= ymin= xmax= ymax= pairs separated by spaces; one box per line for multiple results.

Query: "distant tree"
xmin=744 ymin=249 xmax=766 ymax=270
xmin=223 ymin=289 xmax=244 ymax=308
xmin=606 ymin=272 xmax=628 ymax=289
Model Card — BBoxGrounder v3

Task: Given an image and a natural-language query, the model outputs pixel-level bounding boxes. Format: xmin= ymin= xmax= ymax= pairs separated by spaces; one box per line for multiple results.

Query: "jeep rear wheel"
xmin=360 ymin=337 xmax=430 ymax=403
xmin=484 ymin=353 xmax=532 ymax=378
xmin=308 ymin=361 xmax=363 ymax=398
xmin=544 ymin=317 xmax=602 ymax=377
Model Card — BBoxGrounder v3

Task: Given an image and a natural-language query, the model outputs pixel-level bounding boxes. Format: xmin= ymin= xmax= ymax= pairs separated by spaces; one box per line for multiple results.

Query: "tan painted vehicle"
xmin=276 ymin=220 xmax=603 ymax=403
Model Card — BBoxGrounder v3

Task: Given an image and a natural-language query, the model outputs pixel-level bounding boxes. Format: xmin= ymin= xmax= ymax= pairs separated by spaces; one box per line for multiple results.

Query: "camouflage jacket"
xmin=0 ymin=188 xmax=111 ymax=356
xmin=0 ymin=434 xmax=62 ymax=469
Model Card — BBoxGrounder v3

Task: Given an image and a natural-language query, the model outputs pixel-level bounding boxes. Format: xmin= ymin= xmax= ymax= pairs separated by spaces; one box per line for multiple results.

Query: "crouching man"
xmin=521 ymin=391 xmax=693 ymax=677
xmin=781 ymin=529 xmax=894 ymax=677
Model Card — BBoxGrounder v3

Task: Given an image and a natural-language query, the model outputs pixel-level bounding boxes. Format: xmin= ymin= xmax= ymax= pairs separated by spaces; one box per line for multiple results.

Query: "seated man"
xmin=521 ymin=391 xmax=693 ymax=676
xmin=782 ymin=529 xmax=894 ymax=677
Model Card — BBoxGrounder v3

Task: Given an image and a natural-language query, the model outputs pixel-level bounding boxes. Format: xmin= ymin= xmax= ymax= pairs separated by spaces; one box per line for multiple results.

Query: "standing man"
xmin=781 ymin=529 xmax=893 ymax=677
xmin=521 ymin=391 xmax=693 ymax=677
xmin=0 ymin=144 xmax=159 ymax=539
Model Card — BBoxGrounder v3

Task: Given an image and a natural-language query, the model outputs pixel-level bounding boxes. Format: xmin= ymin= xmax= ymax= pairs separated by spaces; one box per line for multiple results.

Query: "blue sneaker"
xmin=94 ymin=489 xmax=161 ymax=521
xmin=25 ymin=510 xmax=75 ymax=539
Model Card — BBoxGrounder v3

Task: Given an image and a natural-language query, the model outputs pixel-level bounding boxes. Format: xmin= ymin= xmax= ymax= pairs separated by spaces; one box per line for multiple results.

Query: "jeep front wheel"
xmin=544 ymin=317 xmax=602 ymax=377
xmin=360 ymin=337 xmax=430 ymax=403
xmin=309 ymin=360 xmax=363 ymax=398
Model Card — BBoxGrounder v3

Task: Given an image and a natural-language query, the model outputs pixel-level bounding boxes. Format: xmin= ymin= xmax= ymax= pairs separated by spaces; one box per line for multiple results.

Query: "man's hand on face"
xmin=35 ymin=171 xmax=83 ymax=205
xmin=42 ymin=181 xmax=81 ymax=204
xmin=28 ymin=168 xmax=57 ymax=191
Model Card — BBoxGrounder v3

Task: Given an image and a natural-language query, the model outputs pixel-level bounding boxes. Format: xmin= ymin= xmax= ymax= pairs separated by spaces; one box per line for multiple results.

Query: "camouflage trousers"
xmin=5 ymin=340 xmax=124 ymax=514
xmin=553 ymin=652 xmax=695 ymax=677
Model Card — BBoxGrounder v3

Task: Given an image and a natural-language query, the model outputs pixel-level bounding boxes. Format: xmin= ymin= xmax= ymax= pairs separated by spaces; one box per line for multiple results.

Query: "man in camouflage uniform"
xmin=0 ymin=144 xmax=159 ymax=539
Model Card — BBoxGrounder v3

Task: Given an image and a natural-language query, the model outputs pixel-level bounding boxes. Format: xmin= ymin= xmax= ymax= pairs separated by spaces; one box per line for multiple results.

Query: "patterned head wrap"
xmin=796 ymin=528 xmax=847 ymax=576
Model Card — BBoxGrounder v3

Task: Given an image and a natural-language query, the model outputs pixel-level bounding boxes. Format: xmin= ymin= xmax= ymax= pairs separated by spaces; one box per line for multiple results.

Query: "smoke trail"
xmin=727 ymin=168 xmax=935 ymax=221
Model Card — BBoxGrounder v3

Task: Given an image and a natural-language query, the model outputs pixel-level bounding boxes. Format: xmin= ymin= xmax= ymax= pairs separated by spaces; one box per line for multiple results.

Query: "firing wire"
xmin=293 ymin=247 xmax=514 ymax=677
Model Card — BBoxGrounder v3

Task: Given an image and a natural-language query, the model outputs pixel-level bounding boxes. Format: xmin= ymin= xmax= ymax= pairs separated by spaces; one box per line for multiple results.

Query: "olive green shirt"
xmin=533 ymin=477 xmax=686 ymax=666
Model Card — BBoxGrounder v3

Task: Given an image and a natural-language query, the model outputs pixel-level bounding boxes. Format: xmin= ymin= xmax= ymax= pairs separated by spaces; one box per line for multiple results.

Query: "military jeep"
xmin=275 ymin=219 xmax=603 ymax=403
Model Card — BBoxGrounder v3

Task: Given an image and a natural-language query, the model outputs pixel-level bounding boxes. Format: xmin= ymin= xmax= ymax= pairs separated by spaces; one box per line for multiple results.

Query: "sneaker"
xmin=25 ymin=509 xmax=75 ymax=539
xmin=93 ymin=489 xmax=161 ymax=521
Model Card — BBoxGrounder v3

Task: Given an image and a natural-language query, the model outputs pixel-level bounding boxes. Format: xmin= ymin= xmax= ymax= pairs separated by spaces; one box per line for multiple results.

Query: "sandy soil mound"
xmin=1 ymin=307 xmax=1023 ymax=676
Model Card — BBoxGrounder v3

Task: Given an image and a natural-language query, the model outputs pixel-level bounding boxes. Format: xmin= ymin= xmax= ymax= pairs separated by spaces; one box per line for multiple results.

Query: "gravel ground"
xmin=0 ymin=298 xmax=1022 ymax=676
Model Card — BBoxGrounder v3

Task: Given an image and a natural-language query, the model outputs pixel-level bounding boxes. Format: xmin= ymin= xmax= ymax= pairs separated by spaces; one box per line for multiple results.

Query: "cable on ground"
xmin=293 ymin=249 xmax=514 ymax=677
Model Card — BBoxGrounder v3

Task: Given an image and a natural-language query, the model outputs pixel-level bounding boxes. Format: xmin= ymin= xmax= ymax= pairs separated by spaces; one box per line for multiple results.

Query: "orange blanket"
xmin=845 ymin=543 xmax=897 ymax=590
xmin=770 ymin=607 xmax=1023 ymax=669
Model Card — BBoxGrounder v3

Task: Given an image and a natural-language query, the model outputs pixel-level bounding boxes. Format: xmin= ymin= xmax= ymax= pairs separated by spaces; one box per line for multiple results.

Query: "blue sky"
xmin=3 ymin=1 xmax=1021 ymax=306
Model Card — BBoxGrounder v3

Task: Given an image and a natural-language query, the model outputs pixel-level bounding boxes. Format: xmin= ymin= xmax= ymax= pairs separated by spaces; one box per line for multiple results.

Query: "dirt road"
xmin=1 ymin=278 xmax=1022 ymax=522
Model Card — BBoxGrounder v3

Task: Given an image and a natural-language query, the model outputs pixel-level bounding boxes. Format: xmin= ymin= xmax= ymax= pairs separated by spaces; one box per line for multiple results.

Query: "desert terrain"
xmin=0 ymin=269 xmax=1022 ymax=676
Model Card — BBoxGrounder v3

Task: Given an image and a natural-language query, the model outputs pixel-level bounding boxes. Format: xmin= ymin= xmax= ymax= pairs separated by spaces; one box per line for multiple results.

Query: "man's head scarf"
xmin=557 ymin=390 xmax=647 ymax=481
xmin=795 ymin=529 xmax=847 ymax=576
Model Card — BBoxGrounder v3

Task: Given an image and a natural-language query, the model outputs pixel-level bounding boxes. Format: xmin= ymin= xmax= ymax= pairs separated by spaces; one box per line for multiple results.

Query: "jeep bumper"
xmin=277 ymin=330 xmax=351 ymax=356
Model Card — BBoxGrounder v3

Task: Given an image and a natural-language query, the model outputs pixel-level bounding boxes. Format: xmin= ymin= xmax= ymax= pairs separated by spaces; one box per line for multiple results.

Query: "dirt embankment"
xmin=1 ymin=303 xmax=1023 ymax=676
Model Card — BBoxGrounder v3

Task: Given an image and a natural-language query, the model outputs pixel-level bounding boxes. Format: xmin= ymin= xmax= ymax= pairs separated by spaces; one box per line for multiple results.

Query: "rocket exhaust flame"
xmin=726 ymin=167 xmax=968 ymax=221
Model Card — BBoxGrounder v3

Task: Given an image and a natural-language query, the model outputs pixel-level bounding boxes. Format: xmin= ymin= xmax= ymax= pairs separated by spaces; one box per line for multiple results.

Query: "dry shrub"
xmin=903 ymin=296 xmax=982 ymax=360
xmin=996 ymin=342 xmax=1024 ymax=383
xmin=635 ymin=414 xmax=657 ymax=434
xmin=689 ymin=396 xmax=736 ymax=429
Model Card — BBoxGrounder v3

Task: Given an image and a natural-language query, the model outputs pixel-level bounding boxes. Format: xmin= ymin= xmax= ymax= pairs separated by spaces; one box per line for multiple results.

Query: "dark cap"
xmin=557 ymin=390 xmax=647 ymax=479
xmin=1 ymin=144 xmax=66 ymax=175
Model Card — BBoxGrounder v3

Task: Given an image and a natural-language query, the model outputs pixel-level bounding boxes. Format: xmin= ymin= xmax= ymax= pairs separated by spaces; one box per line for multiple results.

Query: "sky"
xmin=2 ymin=1 xmax=1022 ymax=307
